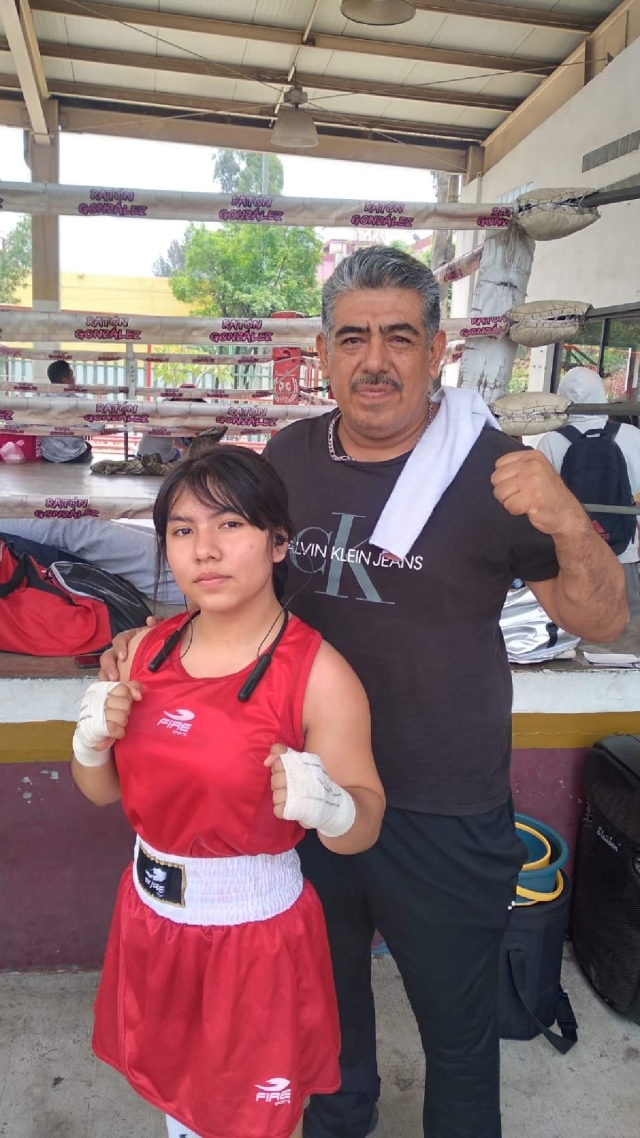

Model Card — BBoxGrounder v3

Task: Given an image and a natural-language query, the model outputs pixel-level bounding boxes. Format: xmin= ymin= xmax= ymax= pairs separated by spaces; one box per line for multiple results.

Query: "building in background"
xmin=317 ymin=231 xmax=433 ymax=283
xmin=450 ymin=34 xmax=640 ymax=403
xmin=16 ymin=272 xmax=190 ymax=317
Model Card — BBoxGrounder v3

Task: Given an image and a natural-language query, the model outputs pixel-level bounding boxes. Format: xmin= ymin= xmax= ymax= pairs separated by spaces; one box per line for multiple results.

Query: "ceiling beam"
xmin=28 ymin=0 xmax=552 ymax=75
xmin=311 ymin=32 xmax=550 ymax=75
xmin=0 ymin=96 xmax=468 ymax=172
xmin=19 ymin=0 xmax=49 ymax=101
xmin=0 ymin=73 xmax=492 ymax=140
xmin=0 ymin=39 xmax=520 ymax=112
xmin=412 ymin=2 xmax=598 ymax=34
xmin=0 ymin=0 xmax=50 ymax=141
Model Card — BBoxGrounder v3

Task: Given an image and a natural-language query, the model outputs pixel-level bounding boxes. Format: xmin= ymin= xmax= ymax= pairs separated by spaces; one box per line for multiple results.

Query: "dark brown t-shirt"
xmin=265 ymin=413 xmax=559 ymax=815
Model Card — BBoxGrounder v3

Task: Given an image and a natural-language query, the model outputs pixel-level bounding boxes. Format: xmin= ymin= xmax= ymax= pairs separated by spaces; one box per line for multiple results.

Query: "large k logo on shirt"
xmin=289 ymin=512 xmax=423 ymax=605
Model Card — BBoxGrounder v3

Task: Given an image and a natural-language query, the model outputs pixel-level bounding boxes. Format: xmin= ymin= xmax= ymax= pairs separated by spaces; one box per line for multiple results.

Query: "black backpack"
xmin=557 ymin=421 xmax=637 ymax=555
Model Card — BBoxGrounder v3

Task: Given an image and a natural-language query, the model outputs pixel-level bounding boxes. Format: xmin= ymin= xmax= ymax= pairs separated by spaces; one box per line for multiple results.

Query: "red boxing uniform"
xmin=93 ymin=613 xmax=340 ymax=1138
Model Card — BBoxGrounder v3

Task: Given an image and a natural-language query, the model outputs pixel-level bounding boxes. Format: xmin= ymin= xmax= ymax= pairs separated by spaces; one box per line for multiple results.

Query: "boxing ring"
xmin=1 ymin=180 xmax=640 ymax=970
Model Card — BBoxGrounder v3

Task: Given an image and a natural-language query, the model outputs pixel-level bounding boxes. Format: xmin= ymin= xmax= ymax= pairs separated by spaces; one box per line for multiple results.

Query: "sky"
xmin=0 ymin=125 xmax=436 ymax=277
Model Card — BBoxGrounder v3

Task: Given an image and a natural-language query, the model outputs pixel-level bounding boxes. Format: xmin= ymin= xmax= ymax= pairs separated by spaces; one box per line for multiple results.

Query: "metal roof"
xmin=0 ymin=0 xmax=625 ymax=173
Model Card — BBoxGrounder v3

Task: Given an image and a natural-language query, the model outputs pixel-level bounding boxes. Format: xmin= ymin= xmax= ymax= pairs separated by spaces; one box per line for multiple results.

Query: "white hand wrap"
xmin=72 ymin=681 xmax=119 ymax=767
xmin=281 ymin=748 xmax=356 ymax=838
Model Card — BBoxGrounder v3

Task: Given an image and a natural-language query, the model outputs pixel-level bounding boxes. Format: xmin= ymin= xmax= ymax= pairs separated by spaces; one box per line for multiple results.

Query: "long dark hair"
xmin=153 ymin=446 xmax=294 ymax=601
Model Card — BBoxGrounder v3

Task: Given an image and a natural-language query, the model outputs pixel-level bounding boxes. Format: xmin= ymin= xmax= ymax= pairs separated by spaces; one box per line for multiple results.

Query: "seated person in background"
xmin=0 ymin=517 xmax=181 ymax=605
xmin=136 ymin=432 xmax=183 ymax=464
xmin=43 ymin=360 xmax=92 ymax=464
xmin=136 ymin=384 xmax=204 ymax=463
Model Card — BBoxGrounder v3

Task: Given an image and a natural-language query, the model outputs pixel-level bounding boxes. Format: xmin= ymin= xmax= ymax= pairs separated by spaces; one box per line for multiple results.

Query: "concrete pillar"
xmin=25 ymin=99 xmax=59 ymax=380
xmin=26 ymin=98 xmax=59 ymax=307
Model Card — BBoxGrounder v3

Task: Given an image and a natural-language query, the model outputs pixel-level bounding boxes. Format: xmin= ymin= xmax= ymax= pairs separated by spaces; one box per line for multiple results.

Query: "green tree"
xmin=153 ymin=239 xmax=186 ymax=278
xmin=213 ymin=149 xmax=284 ymax=195
xmin=150 ymin=345 xmax=234 ymax=390
xmin=0 ymin=216 xmax=32 ymax=302
xmin=170 ymin=222 xmax=322 ymax=318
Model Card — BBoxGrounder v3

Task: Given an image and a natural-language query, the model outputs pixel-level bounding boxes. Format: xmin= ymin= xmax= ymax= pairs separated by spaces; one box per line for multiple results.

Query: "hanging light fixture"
xmin=341 ymin=0 xmax=416 ymax=25
xmin=271 ymin=86 xmax=318 ymax=149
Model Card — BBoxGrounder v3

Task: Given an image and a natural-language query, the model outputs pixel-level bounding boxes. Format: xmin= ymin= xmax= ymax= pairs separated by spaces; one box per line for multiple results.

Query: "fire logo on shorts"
xmin=255 ymin=1078 xmax=292 ymax=1105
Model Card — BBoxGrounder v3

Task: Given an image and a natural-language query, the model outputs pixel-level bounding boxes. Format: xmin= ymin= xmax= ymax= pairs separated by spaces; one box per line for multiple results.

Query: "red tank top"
xmin=114 ymin=613 xmax=322 ymax=858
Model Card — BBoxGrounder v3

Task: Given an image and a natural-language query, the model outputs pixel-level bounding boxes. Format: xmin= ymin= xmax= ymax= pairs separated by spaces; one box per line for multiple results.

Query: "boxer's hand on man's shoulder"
xmin=491 ymin=449 xmax=585 ymax=538
xmin=99 ymin=616 xmax=159 ymax=680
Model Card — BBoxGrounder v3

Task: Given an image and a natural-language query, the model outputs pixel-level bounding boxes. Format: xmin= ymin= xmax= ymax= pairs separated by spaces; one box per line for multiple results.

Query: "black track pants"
xmin=301 ymin=802 xmax=525 ymax=1138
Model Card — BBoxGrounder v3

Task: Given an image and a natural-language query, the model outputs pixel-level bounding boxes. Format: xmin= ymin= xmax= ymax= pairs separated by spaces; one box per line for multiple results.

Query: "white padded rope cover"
xmin=491 ymin=392 xmax=570 ymax=436
xmin=514 ymin=188 xmax=599 ymax=241
xmin=507 ymin=300 xmax=591 ymax=347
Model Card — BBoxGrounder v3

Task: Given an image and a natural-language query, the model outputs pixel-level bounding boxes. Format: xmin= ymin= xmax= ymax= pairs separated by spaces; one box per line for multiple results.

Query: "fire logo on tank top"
xmin=157 ymin=708 xmax=195 ymax=736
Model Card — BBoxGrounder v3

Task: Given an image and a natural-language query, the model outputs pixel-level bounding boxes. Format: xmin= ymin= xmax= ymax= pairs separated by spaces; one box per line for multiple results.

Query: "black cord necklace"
xmin=147 ymin=605 xmax=291 ymax=703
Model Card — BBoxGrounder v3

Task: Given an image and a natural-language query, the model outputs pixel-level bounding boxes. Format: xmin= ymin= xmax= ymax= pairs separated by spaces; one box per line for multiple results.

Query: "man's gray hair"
xmin=321 ymin=244 xmax=440 ymax=341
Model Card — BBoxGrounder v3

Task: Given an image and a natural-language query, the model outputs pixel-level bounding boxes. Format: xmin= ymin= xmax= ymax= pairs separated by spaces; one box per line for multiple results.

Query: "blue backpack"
xmin=557 ymin=420 xmax=636 ymax=555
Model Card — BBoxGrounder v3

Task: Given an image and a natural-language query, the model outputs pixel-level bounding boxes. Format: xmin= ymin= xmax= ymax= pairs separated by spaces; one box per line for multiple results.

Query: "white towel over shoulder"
xmin=370 ymin=386 xmax=501 ymax=561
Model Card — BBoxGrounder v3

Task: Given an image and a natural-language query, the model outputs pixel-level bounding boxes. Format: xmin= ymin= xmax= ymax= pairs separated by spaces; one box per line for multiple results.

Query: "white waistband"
xmin=132 ymin=835 xmax=303 ymax=927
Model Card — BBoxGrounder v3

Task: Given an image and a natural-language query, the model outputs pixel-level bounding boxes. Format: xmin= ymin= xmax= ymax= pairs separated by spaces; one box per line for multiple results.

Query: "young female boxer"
xmin=71 ymin=446 xmax=384 ymax=1138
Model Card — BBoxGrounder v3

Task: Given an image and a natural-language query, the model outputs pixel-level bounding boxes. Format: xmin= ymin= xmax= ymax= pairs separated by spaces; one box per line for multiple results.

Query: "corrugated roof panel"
xmin=319 ymin=51 xmax=420 ymax=84
xmin=478 ymin=72 xmax=540 ymax=100
xmin=252 ymin=0 xmax=308 ymax=29
xmin=511 ymin=26 xmax=586 ymax=60
xmin=153 ymin=30 xmax=250 ymax=64
xmin=308 ymin=0 xmax=354 ymax=35
xmin=375 ymin=98 xmax=460 ymax=126
xmin=67 ymin=60 xmax=159 ymax=89
xmin=129 ymin=71 xmax=274 ymax=106
xmin=377 ymin=98 xmax=487 ymax=128
xmin=239 ymin=39 xmax=297 ymax=70
xmin=402 ymin=58 xmax=505 ymax=89
xmin=35 ymin=12 xmax=161 ymax=54
xmin=0 ymin=50 xmax=18 ymax=78
xmin=415 ymin=14 xmax=561 ymax=58
xmin=446 ymin=105 xmax=507 ymax=131
xmin=162 ymin=0 xmax=258 ymax=17
xmin=41 ymin=58 xmax=76 ymax=82
xmin=30 ymin=11 xmax=70 ymax=42
xmin=296 ymin=44 xmax=334 ymax=76
xmin=229 ymin=77 xmax=282 ymax=105
xmin=308 ymin=90 xmax=394 ymax=120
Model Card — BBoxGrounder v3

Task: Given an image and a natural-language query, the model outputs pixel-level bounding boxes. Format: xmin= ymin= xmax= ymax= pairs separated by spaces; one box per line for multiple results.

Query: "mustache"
xmin=349 ymin=374 xmax=402 ymax=392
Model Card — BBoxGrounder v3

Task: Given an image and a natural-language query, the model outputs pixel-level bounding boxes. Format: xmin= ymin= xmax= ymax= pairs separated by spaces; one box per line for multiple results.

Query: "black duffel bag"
xmin=499 ymin=870 xmax=578 ymax=1053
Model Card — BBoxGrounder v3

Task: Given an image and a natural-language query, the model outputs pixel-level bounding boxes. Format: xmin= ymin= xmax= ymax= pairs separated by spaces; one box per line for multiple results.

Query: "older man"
xmin=103 ymin=248 xmax=626 ymax=1138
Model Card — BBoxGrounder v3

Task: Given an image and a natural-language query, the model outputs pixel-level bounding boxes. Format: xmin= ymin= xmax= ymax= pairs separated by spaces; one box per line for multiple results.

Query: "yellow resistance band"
xmin=516 ymin=871 xmax=564 ymax=905
xmin=516 ymin=822 xmax=551 ymax=872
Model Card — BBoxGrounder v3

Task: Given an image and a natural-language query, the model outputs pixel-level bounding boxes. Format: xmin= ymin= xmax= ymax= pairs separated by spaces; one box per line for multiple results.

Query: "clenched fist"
xmin=264 ymin=743 xmax=289 ymax=819
xmin=74 ymin=680 xmax=143 ymax=768
xmin=103 ymin=682 xmax=143 ymax=743
xmin=264 ymin=743 xmax=356 ymax=836
xmin=491 ymin=449 xmax=584 ymax=537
